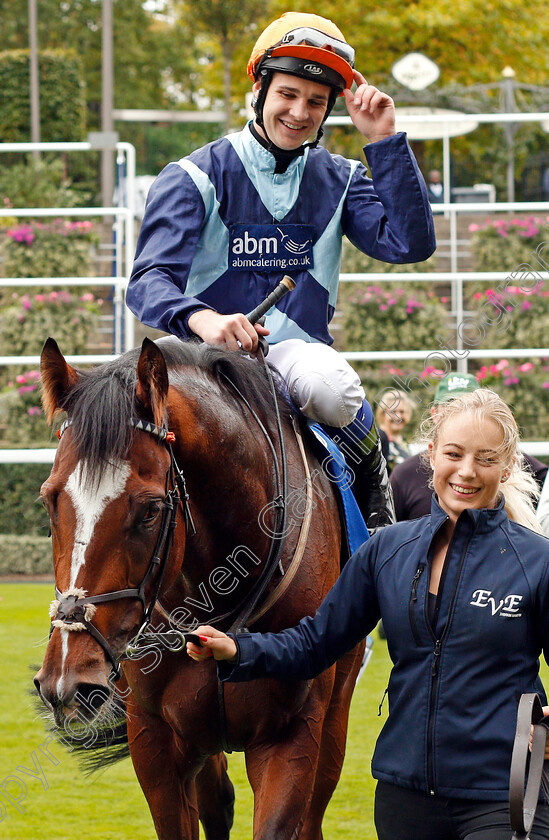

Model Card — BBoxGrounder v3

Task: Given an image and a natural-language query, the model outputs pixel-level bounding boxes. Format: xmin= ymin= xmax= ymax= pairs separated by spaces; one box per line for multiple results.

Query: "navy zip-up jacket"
xmin=219 ymin=496 xmax=549 ymax=800
xmin=126 ymin=124 xmax=435 ymax=343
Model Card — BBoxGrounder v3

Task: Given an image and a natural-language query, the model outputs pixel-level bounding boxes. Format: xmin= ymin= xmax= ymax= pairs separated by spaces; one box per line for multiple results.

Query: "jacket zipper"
xmin=409 ymin=565 xmax=425 ymax=645
xmin=426 ymin=531 xmax=473 ymax=794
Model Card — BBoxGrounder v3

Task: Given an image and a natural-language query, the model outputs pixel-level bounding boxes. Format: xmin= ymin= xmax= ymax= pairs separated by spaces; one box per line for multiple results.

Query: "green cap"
xmin=434 ymin=372 xmax=479 ymax=403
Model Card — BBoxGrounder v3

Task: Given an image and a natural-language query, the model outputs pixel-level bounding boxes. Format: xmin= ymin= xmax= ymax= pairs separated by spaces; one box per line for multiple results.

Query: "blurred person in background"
xmin=375 ymin=389 xmax=414 ymax=474
xmin=427 ymin=169 xmax=444 ymax=203
xmin=537 ymin=471 xmax=549 ymax=537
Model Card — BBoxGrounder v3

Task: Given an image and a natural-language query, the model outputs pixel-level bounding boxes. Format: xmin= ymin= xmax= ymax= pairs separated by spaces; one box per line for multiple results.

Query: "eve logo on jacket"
xmin=470 ymin=589 xmax=523 ymax=617
xmin=229 ymin=224 xmax=314 ymax=272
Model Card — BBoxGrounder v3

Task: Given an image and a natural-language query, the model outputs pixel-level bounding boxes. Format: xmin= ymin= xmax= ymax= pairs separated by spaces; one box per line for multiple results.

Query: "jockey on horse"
xmin=126 ymin=11 xmax=436 ymax=532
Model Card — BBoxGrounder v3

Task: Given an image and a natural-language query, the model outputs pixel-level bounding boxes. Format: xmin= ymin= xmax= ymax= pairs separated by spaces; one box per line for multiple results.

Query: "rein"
xmin=509 ymin=693 xmax=549 ymax=838
xmin=218 ymin=347 xmax=289 ymax=633
xmin=50 ymin=417 xmax=195 ymax=682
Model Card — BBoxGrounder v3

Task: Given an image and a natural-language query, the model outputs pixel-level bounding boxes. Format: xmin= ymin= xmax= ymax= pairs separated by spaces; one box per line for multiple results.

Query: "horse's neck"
xmin=165 ymin=388 xmax=279 ymax=620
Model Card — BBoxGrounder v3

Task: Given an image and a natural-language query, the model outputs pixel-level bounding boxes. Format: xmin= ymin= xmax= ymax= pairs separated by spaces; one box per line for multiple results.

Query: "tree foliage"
xmin=263 ymin=0 xmax=549 ymax=88
xmin=0 ymin=49 xmax=86 ymax=142
xmin=177 ymin=0 xmax=271 ymax=130
xmin=0 ymin=0 xmax=196 ymax=128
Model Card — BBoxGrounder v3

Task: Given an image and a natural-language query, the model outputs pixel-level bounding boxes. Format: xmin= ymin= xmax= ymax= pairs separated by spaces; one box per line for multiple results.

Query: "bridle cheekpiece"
xmin=50 ymin=417 xmax=195 ymax=681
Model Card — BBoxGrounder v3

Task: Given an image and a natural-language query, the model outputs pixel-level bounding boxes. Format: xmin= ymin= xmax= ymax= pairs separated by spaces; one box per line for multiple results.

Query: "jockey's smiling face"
xmin=253 ymin=72 xmax=331 ymax=150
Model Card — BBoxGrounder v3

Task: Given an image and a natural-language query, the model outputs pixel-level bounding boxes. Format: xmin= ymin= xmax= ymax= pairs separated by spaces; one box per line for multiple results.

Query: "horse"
xmin=34 ymin=334 xmax=364 ymax=840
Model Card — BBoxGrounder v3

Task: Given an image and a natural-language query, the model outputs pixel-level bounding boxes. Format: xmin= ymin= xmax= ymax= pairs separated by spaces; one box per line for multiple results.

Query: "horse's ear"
xmin=40 ymin=338 xmax=81 ymax=423
xmin=136 ymin=338 xmax=170 ymax=427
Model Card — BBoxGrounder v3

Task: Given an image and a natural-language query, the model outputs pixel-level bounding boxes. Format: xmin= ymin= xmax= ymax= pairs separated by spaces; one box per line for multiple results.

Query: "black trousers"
xmin=375 ymin=781 xmax=549 ymax=840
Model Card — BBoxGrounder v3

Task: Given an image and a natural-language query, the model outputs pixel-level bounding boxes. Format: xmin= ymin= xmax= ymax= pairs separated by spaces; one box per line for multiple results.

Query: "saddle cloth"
xmin=307 ymin=423 xmax=370 ymax=558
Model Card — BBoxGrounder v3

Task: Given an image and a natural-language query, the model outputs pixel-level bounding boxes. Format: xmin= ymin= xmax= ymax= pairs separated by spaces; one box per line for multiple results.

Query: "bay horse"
xmin=34 ymin=335 xmax=364 ymax=840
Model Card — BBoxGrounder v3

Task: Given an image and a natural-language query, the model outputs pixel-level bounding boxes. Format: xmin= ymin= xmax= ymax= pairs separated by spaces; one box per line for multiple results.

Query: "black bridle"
xmin=50 ymin=417 xmax=195 ymax=682
xmin=50 ymin=351 xmax=290 ymax=682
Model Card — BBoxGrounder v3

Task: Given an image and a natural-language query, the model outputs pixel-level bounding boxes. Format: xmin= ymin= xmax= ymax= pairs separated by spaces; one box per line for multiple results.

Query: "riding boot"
xmin=321 ymin=402 xmax=395 ymax=533
xmin=347 ymin=430 xmax=396 ymax=533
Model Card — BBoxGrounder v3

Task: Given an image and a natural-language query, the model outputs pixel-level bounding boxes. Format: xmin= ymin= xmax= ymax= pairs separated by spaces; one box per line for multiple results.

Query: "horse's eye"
xmin=143 ymin=502 xmax=162 ymax=524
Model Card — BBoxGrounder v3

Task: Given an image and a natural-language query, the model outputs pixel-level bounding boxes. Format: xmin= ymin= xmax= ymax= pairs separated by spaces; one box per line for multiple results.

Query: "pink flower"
xmin=379 ymin=304 xmax=388 ymax=311
xmin=519 ymin=363 xmax=534 ymax=372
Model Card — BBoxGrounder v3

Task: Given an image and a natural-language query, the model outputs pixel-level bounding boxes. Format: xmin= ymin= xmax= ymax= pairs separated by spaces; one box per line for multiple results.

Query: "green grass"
xmin=0 ymin=584 xmax=390 ymax=839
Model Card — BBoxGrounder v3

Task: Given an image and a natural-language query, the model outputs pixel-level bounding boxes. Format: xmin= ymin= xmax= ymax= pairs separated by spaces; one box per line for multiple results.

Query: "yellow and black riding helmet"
xmin=247 ymin=12 xmax=355 ymax=148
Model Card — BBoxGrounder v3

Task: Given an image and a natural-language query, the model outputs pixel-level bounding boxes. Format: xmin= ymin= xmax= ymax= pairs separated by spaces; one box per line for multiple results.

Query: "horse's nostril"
xmin=75 ymin=682 xmax=110 ymax=713
xmin=33 ymin=677 xmax=41 ymax=695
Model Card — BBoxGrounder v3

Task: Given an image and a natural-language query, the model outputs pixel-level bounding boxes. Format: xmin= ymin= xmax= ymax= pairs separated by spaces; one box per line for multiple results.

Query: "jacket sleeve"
xmin=217 ymin=539 xmax=380 ymax=683
xmin=126 ymin=163 xmax=212 ymax=337
xmin=342 ymin=132 xmax=436 ymax=264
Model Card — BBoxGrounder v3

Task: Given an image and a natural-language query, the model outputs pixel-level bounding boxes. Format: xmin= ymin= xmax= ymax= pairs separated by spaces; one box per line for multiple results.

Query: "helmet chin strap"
xmin=252 ymin=71 xmax=336 ymax=152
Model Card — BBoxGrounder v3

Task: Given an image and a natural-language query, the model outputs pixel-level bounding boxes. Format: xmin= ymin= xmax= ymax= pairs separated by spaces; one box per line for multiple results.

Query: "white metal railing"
xmin=2 ymin=440 xmax=548 ymax=464
xmin=0 ymin=141 xmax=136 ymax=354
xmin=1 ymin=119 xmax=549 ymax=462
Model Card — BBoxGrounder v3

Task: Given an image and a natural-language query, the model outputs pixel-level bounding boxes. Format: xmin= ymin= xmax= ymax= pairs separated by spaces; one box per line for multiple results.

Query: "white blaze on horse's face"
xmin=65 ymin=460 xmax=131 ymax=589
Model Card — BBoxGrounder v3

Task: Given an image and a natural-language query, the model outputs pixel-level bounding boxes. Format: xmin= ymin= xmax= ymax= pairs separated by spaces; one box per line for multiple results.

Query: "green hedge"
xmin=0 ymin=535 xmax=52 ymax=576
xmin=0 ymin=463 xmax=51 ymax=536
xmin=0 ymin=49 xmax=86 ymax=142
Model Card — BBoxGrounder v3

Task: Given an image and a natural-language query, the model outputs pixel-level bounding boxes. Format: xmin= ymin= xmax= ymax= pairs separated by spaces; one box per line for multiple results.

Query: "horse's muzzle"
xmin=34 ymin=663 xmax=112 ymax=726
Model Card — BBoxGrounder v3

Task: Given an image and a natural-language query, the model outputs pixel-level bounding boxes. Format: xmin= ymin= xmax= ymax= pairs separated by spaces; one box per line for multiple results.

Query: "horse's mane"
xmin=59 ymin=337 xmax=291 ymax=481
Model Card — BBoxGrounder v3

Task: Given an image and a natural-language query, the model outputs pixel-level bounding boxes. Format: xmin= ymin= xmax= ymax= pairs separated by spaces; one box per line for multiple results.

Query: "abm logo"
xmin=232 ymin=230 xmax=278 ymax=255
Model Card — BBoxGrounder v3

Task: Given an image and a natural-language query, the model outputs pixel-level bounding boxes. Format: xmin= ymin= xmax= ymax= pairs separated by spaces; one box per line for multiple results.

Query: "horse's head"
xmin=34 ymin=337 xmax=187 ymax=725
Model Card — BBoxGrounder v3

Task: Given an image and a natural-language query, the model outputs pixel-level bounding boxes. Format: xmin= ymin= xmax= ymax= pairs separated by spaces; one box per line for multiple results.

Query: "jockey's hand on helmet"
xmin=187 ymin=309 xmax=269 ymax=353
xmin=186 ymin=625 xmax=238 ymax=663
xmin=344 ymin=70 xmax=396 ymax=144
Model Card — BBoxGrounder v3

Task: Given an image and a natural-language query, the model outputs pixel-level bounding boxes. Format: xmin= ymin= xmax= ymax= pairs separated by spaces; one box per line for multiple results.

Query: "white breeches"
xmin=267 ymin=339 xmax=365 ymax=428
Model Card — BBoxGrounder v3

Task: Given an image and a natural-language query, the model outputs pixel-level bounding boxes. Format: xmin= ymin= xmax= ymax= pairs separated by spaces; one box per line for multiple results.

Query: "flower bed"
xmin=0 ymin=370 xmax=50 ymax=446
xmin=343 ymin=284 xmax=449 ymax=353
xmin=474 ymin=358 xmax=549 ymax=440
xmin=0 ymin=289 xmax=102 ymax=359
xmin=1 ymin=218 xmax=97 ymax=280
xmin=469 ymin=215 xmax=549 ymax=272
xmin=466 ymin=282 xmax=549 ymax=349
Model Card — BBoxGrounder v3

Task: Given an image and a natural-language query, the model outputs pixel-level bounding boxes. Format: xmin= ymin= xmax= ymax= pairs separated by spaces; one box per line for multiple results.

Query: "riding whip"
xmin=246 ymin=275 xmax=296 ymax=325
